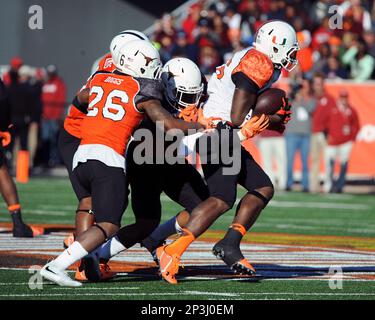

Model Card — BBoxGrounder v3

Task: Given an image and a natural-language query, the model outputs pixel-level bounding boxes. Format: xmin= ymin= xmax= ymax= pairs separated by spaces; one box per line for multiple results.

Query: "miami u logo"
xmin=272 ymin=36 xmax=286 ymax=46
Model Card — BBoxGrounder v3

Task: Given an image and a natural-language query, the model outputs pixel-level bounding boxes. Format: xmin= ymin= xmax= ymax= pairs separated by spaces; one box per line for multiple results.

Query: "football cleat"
xmin=156 ymin=245 xmax=180 ymax=284
xmin=74 ymin=268 xmax=87 ymax=281
xmin=30 ymin=226 xmax=45 ymax=236
xmin=81 ymin=254 xmax=101 ymax=282
xmin=40 ymin=263 xmax=82 ymax=287
xmin=212 ymin=240 xmax=256 ymax=276
xmin=63 ymin=233 xmax=75 ymax=249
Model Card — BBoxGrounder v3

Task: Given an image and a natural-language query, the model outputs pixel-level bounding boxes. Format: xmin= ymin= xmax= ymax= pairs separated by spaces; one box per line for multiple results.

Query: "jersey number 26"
xmin=87 ymin=86 xmax=128 ymax=121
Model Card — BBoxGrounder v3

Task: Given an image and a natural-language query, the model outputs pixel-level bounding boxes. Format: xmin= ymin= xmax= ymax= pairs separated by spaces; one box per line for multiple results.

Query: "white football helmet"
xmin=161 ymin=57 xmax=203 ymax=109
xmin=114 ymin=40 xmax=161 ymax=79
xmin=253 ymin=20 xmax=299 ymax=72
xmin=110 ymin=30 xmax=149 ymax=66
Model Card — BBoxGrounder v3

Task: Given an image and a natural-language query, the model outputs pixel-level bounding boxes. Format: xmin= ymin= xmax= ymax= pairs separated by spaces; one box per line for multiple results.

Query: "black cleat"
xmin=82 ymin=254 xmax=101 ymax=282
xmin=212 ymin=240 xmax=256 ymax=276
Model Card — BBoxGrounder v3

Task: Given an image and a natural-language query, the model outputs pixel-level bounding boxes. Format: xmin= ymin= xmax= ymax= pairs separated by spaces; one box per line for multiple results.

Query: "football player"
xmin=155 ymin=20 xmax=298 ymax=284
xmin=58 ymin=30 xmax=149 ymax=280
xmin=40 ymin=40 xmax=209 ymax=287
xmin=0 ymin=78 xmax=44 ymax=237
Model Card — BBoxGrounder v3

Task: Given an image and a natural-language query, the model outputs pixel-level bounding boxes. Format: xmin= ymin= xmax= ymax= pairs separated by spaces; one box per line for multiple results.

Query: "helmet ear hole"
xmin=273 ymin=47 xmax=278 ymax=53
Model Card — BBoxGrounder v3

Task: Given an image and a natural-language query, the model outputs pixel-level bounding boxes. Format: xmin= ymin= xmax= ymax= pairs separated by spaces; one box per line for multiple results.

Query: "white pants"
xmin=258 ymin=136 xmax=287 ymax=190
xmin=323 ymin=141 xmax=353 ymax=193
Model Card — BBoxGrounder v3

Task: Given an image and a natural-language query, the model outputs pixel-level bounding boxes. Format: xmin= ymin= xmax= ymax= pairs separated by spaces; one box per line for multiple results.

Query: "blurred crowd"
xmin=149 ymin=0 xmax=368 ymax=193
xmin=1 ymin=57 xmax=66 ymax=170
xmin=150 ymin=0 xmax=375 ymax=81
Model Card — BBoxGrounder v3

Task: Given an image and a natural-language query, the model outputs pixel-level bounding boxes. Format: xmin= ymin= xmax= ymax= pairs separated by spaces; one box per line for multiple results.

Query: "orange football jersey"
xmin=64 ymin=53 xmax=115 ymax=138
xmin=80 ymin=72 xmax=145 ymax=156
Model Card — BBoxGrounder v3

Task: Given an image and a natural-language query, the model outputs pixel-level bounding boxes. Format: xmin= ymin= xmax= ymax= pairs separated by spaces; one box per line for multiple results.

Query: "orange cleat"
xmin=30 ymin=226 xmax=45 ymax=237
xmin=156 ymin=245 xmax=180 ymax=284
xmin=63 ymin=233 xmax=75 ymax=249
xmin=75 ymin=267 xmax=88 ymax=281
xmin=233 ymin=259 xmax=256 ymax=275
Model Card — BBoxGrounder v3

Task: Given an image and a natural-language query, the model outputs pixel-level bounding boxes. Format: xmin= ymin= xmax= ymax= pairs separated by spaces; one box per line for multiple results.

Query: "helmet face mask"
xmin=280 ymin=45 xmax=299 ymax=72
xmin=161 ymin=57 xmax=203 ymax=110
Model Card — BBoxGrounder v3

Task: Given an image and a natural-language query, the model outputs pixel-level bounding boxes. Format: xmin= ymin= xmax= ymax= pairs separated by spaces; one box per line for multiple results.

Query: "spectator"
xmin=3 ymin=57 xmax=23 ymax=86
xmin=322 ymin=56 xmax=348 ymax=79
xmin=310 ymin=72 xmax=336 ymax=193
xmin=285 ymin=78 xmax=316 ymax=192
xmin=170 ymin=31 xmax=199 ymax=63
xmin=28 ymin=68 xmax=44 ymax=168
xmin=258 ymin=130 xmax=287 ymax=191
xmin=363 ymin=30 xmax=375 ymax=58
xmin=323 ymin=90 xmax=360 ymax=193
xmin=41 ymin=65 xmax=66 ymax=167
xmin=7 ymin=65 xmax=36 ymax=161
xmin=338 ymin=0 xmax=372 ymax=33
xmin=342 ymin=38 xmax=375 ymax=81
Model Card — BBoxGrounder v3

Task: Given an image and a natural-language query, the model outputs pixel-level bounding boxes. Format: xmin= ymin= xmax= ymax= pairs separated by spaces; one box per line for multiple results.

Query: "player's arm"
xmin=74 ymin=88 xmax=90 ymax=113
xmin=230 ymin=73 xmax=258 ymax=126
xmin=139 ymin=99 xmax=205 ymax=134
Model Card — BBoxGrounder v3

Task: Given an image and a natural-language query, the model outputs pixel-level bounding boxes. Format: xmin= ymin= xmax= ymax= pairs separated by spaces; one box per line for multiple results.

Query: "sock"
xmin=50 ymin=241 xmax=88 ymax=271
xmin=149 ymin=216 xmax=178 ymax=242
xmin=9 ymin=204 xmax=23 ymax=226
xmin=95 ymin=236 xmax=126 ymax=261
xmin=222 ymin=223 xmax=247 ymax=247
xmin=165 ymin=228 xmax=195 ymax=257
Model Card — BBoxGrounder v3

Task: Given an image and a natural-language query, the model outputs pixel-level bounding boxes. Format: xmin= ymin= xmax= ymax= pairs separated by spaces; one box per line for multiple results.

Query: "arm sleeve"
xmin=134 ymin=78 xmax=164 ymax=105
xmin=231 ymin=71 xmax=260 ymax=94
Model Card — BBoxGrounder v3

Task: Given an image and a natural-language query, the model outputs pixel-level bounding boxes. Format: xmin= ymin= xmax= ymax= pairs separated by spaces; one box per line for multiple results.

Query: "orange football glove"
xmin=197 ymin=108 xmax=222 ymax=129
xmin=178 ymin=104 xmax=198 ymax=122
xmin=276 ymin=97 xmax=292 ymax=124
xmin=0 ymin=131 xmax=11 ymax=147
xmin=237 ymin=114 xmax=270 ymax=141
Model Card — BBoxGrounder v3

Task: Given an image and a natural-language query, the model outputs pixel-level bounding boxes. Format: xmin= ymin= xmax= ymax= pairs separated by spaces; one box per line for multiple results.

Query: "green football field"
xmin=0 ymin=178 xmax=374 ymax=300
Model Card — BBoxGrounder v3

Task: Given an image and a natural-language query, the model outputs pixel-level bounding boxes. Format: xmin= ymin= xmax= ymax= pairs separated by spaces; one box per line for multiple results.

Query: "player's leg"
xmin=41 ymin=161 xmax=126 ymax=286
xmin=213 ymin=148 xmax=274 ymax=275
xmin=156 ymin=163 xmax=238 ymax=284
xmin=0 ymin=153 xmax=43 ymax=237
xmin=141 ymin=163 xmax=208 ymax=258
xmin=86 ymin=152 xmax=163 ymax=269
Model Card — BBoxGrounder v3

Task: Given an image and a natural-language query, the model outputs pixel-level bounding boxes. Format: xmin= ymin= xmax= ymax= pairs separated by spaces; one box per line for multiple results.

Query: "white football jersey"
xmin=203 ymin=47 xmax=281 ymax=124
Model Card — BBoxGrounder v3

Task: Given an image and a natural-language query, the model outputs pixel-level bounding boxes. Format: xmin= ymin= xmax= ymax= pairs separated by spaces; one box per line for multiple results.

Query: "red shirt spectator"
xmin=326 ymin=91 xmax=360 ymax=146
xmin=41 ymin=66 xmax=66 ymax=120
xmin=312 ymin=94 xmax=335 ymax=133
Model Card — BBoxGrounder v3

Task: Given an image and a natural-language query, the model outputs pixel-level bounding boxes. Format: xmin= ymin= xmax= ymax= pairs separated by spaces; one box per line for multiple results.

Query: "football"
xmin=252 ymin=88 xmax=286 ymax=116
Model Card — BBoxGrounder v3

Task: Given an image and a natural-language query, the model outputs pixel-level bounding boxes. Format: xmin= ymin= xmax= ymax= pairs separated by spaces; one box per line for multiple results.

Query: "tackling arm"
xmin=139 ymin=99 xmax=205 ymax=134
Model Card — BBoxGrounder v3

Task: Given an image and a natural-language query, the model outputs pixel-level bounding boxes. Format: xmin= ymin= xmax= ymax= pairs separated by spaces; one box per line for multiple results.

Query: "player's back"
xmin=64 ymin=53 xmax=115 ymax=139
xmin=81 ymin=72 xmax=144 ymax=156
xmin=203 ymin=47 xmax=280 ymax=122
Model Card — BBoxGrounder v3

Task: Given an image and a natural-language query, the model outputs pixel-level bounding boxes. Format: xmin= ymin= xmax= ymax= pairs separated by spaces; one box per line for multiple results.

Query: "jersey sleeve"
xmin=231 ymin=49 xmax=274 ymax=90
xmin=134 ymin=78 xmax=164 ymax=105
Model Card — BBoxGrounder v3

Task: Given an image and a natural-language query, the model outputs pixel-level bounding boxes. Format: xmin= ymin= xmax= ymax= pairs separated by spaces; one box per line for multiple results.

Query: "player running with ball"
xmin=155 ymin=20 xmax=299 ymax=284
